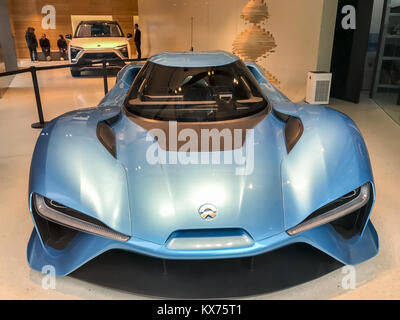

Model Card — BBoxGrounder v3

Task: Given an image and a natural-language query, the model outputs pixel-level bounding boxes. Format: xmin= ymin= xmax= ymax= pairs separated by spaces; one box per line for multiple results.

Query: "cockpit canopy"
xmin=125 ymin=60 xmax=269 ymax=122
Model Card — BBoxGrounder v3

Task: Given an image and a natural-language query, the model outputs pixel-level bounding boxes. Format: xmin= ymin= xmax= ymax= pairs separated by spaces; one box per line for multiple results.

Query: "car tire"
xmin=70 ymin=68 xmax=81 ymax=77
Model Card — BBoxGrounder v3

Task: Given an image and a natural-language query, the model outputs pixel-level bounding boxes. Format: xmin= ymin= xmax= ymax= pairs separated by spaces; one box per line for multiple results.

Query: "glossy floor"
xmin=373 ymin=92 xmax=400 ymax=126
xmin=0 ymin=64 xmax=399 ymax=299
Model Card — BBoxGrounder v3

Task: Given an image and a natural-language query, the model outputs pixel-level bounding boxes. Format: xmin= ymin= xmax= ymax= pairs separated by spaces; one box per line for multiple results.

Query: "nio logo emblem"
xmin=199 ymin=204 xmax=217 ymax=220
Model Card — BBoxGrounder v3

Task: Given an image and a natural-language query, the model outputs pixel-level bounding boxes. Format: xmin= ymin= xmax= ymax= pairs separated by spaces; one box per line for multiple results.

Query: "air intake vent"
xmin=284 ymin=117 xmax=303 ymax=153
xmin=306 ymin=71 xmax=332 ymax=104
xmin=315 ymin=80 xmax=331 ymax=102
xmin=96 ymin=115 xmax=119 ymax=158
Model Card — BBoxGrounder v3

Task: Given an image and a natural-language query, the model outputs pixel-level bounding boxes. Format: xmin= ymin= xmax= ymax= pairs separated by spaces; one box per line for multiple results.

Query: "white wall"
xmin=138 ymin=0 xmax=338 ymax=101
xmin=263 ymin=0 xmax=338 ymax=100
xmin=138 ymin=0 xmax=246 ymax=55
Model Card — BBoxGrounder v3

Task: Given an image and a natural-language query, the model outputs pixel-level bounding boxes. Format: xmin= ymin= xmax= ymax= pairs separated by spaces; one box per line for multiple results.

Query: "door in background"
xmin=330 ymin=0 xmax=374 ymax=103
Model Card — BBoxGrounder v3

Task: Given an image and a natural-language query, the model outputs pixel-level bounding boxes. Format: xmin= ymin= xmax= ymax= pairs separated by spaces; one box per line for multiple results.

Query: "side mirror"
xmin=127 ymin=33 xmax=133 ymax=39
xmin=65 ymin=34 xmax=72 ymax=40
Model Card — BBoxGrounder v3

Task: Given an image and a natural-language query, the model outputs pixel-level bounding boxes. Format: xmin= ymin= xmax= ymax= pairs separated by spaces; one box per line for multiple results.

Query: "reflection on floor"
xmin=373 ymin=93 xmax=400 ymax=126
xmin=0 ymin=64 xmax=399 ymax=299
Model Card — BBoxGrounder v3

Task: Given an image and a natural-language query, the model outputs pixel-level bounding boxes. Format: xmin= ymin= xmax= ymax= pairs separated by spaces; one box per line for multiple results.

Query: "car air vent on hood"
xmin=273 ymin=110 xmax=304 ymax=153
xmin=96 ymin=116 xmax=119 ymax=158
xmin=284 ymin=117 xmax=304 ymax=153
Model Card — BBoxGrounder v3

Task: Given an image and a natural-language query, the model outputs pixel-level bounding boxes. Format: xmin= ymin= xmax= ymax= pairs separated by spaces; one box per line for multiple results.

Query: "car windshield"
xmin=75 ymin=22 xmax=124 ymax=38
xmin=125 ymin=60 xmax=269 ymax=122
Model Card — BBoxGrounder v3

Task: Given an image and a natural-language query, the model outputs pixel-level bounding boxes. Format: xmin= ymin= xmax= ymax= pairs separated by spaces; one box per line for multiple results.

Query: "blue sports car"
xmin=27 ymin=51 xmax=379 ymax=277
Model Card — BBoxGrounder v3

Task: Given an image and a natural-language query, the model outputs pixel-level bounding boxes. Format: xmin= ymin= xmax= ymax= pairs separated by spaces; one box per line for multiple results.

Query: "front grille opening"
xmin=32 ymin=204 xmax=78 ymax=250
xmin=330 ymin=188 xmax=373 ymax=240
xmin=82 ymin=52 xmax=119 ymax=60
xmin=79 ymin=52 xmax=125 ymax=68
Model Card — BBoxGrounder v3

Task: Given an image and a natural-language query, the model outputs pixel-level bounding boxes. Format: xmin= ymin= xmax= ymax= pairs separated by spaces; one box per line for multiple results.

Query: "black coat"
xmin=25 ymin=32 xmax=38 ymax=49
xmin=134 ymin=29 xmax=141 ymax=44
xmin=57 ymin=39 xmax=67 ymax=50
xmin=39 ymin=38 xmax=50 ymax=50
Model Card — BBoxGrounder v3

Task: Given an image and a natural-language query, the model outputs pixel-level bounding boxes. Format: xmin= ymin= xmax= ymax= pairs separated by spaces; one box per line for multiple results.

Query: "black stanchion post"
xmin=102 ymin=60 xmax=108 ymax=95
xmin=0 ymin=59 xmax=149 ymax=129
xmin=30 ymin=66 xmax=46 ymax=129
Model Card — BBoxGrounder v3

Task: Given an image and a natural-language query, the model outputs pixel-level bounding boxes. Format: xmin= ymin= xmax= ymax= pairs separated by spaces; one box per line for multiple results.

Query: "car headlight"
xmin=33 ymin=194 xmax=130 ymax=242
xmin=70 ymin=46 xmax=83 ymax=61
xmin=115 ymin=45 xmax=128 ymax=58
xmin=287 ymin=183 xmax=371 ymax=236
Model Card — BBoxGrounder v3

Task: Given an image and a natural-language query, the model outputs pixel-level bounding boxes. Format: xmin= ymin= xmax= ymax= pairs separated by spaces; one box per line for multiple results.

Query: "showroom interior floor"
xmin=0 ymin=63 xmax=399 ymax=299
xmin=373 ymin=92 xmax=400 ymax=126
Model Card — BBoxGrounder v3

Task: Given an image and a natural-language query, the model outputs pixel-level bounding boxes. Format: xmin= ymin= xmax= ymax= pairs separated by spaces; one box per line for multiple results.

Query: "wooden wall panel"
xmin=7 ymin=0 xmax=138 ymax=59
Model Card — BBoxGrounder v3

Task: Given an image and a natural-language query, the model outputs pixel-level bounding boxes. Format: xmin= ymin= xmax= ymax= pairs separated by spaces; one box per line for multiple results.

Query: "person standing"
xmin=39 ymin=34 xmax=51 ymax=61
xmin=134 ymin=24 xmax=141 ymax=59
xmin=25 ymin=27 xmax=38 ymax=62
xmin=57 ymin=35 xmax=68 ymax=60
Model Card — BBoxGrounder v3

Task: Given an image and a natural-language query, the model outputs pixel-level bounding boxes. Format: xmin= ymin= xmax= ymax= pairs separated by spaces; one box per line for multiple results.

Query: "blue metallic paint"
xmin=27 ymin=51 xmax=379 ymax=276
xmin=113 ymin=112 xmax=286 ymax=243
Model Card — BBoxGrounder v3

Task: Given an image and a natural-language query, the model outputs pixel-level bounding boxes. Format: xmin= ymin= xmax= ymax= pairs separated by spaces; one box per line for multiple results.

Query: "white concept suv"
xmin=66 ymin=20 xmax=132 ymax=77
